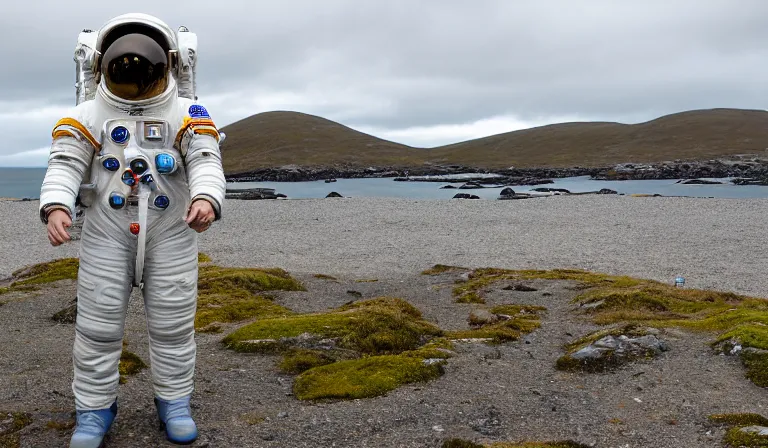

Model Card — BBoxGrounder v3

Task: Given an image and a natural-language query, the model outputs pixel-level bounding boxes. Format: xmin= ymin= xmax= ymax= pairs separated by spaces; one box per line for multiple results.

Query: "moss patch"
xmin=198 ymin=253 xmax=212 ymax=263
xmin=447 ymin=305 xmax=545 ymax=344
xmin=224 ymin=297 xmax=449 ymax=400
xmin=555 ymin=325 xmax=662 ymax=373
xmin=195 ymin=265 xmax=304 ymax=329
xmin=446 ymin=266 xmax=768 ymax=386
xmin=45 ymin=419 xmax=76 ymax=431
xmin=449 ymin=267 xmax=642 ymax=304
xmin=0 ymin=411 xmax=32 ymax=448
xmin=709 ymin=414 xmax=768 ymax=447
xmin=119 ymin=350 xmax=147 ymax=384
xmin=313 ymin=274 xmax=338 ymax=281
xmin=442 ymin=440 xmax=590 ymax=448
xmin=294 ymin=355 xmax=444 ymax=400
xmin=422 ymin=264 xmax=465 ymax=276
xmin=224 ymin=297 xmax=441 ymax=355
xmin=1 ymin=259 xmax=80 ymax=299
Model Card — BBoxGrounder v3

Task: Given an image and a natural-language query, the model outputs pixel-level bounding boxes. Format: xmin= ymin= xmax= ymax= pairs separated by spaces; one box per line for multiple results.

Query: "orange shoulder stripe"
xmin=52 ymin=118 xmax=101 ymax=150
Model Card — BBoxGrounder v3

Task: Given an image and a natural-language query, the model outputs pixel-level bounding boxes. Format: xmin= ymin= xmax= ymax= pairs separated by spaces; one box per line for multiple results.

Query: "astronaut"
xmin=38 ymin=13 xmax=226 ymax=447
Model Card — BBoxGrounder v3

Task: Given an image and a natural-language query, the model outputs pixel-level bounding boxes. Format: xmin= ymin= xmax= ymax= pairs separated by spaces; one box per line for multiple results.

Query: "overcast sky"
xmin=1 ymin=0 xmax=767 ymax=167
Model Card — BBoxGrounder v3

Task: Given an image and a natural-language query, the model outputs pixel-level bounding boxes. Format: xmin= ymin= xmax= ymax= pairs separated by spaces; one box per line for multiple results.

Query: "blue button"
xmin=155 ymin=154 xmax=176 ymax=174
xmin=102 ymin=157 xmax=120 ymax=171
xmin=109 ymin=193 xmax=125 ymax=209
xmin=121 ymin=170 xmax=136 ymax=187
xmin=110 ymin=126 xmax=130 ymax=144
xmin=154 ymin=195 xmax=170 ymax=209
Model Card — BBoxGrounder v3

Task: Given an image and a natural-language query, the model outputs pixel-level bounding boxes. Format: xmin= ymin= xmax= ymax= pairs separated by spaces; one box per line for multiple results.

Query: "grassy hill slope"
xmin=219 ymin=108 xmax=768 ymax=173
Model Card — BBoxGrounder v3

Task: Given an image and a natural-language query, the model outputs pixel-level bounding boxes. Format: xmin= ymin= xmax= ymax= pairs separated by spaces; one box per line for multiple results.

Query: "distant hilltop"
xmin=219 ymin=108 xmax=768 ymax=176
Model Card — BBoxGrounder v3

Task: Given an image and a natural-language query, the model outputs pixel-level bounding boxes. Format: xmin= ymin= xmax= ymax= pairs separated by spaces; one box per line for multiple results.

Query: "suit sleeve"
xmin=38 ymin=117 xmax=99 ymax=223
xmin=175 ymin=104 xmax=226 ymax=220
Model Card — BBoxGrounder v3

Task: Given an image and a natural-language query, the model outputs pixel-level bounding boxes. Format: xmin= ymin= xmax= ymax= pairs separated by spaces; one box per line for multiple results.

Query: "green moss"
xmin=442 ymin=441 xmax=590 ymax=448
xmin=119 ymin=350 xmax=147 ymax=384
xmin=401 ymin=338 xmax=455 ymax=359
xmin=0 ymin=412 xmax=32 ymax=437
xmin=723 ymin=427 xmax=768 ymax=447
xmin=715 ymin=324 xmax=768 ymax=351
xmin=742 ymin=351 xmax=768 ymax=387
xmin=198 ymin=253 xmax=212 ymax=263
xmin=293 ymin=355 xmax=444 ymax=400
xmin=710 ymin=414 xmax=768 ymax=447
xmin=46 ymin=419 xmax=75 ymax=431
xmin=709 ymin=414 xmax=768 ymax=426
xmin=450 ymin=267 xmax=644 ymax=304
xmin=195 ymin=265 xmax=303 ymax=329
xmin=422 ymin=264 xmax=464 ymax=275
xmin=279 ymin=348 xmax=339 ymax=374
xmin=224 ymin=297 xmax=442 ymax=355
xmin=447 ymin=305 xmax=544 ymax=343
xmin=6 ymin=258 xmax=79 ymax=290
xmin=240 ymin=412 xmax=266 ymax=425
xmin=355 ymin=279 xmax=378 ymax=283
xmin=0 ymin=411 xmax=32 ymax=448
xmin=313 ymin=274 xmax=338 ymax=281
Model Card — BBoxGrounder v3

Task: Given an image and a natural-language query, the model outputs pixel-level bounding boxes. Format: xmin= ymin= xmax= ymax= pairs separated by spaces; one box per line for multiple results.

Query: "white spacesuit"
xmin=38 ymin=13 xmax=226 ymax=447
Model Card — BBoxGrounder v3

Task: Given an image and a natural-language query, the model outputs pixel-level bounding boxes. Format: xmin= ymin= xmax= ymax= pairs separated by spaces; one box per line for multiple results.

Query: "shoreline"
xmin=225 ymin=156 xmax=768 ymax=183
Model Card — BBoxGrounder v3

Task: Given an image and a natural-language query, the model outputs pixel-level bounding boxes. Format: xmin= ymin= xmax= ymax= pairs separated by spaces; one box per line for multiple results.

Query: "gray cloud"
xmin=1 ymin=0 xmax=767 ymax=164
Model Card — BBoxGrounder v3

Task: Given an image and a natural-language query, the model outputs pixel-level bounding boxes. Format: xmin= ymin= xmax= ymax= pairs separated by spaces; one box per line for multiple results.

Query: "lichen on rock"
xmin=556 ymin=325 xmax=669 ymax=372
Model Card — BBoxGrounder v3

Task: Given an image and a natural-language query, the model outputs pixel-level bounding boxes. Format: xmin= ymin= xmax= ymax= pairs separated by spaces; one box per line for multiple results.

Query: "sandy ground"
xmin=1 ymin=196 xmax=767 ymax=447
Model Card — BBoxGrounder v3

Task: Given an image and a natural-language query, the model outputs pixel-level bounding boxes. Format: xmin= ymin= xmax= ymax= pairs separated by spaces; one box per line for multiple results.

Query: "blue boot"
xmin=69 ymin=401 xmax=118 ymax=448
xmin=154 ymin=395 xmax=198 ymax=444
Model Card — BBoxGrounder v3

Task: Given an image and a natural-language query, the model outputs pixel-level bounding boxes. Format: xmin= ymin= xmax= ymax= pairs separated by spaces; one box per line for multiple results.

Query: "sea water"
xmin=4 ymin=167 xmax=768 ymax=200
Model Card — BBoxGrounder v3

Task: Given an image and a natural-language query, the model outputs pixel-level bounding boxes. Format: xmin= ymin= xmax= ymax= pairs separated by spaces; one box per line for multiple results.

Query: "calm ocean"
xmin=4 ymin=167 xmax=768 ymax=200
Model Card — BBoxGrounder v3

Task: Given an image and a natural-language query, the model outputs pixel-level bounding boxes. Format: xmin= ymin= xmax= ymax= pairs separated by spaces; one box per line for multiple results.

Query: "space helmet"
xmin=95 ymin=14 xmax=178 ymax=101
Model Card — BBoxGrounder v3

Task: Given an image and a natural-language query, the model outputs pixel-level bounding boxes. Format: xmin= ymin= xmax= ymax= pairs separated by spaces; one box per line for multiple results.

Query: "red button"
xmin=130 ymin=223 xmax=140 ymax=235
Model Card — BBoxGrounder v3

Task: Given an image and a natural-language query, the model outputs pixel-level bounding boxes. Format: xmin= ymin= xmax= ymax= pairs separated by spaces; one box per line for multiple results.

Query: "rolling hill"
xmin=219 ymin=108 xmax=768 ymax=175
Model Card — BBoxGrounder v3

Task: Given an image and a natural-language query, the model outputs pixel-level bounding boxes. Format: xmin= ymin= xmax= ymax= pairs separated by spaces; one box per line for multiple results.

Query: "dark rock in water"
xmin=440 ymin=185 xmax=458 ymax=189
xmin=557 ymin=330 xmax=670 ymax=372
xmin=225 ymin=188 xmax=280 ymax=200
xmin=732 ymin=177 xmax=768 ymax=186
xmin=52 ymin=297 xmax=78 ymax=324
xmin=458 ymin=182 xmax=485 ymax=190
xmin=276 ymin=193 xmax=288 ymax=199
xmin=531 ymin=187 xmax=571 ymax=194
xmin=324 ymin=179 xmax=337 ymax=183
xmin=677 ymin=179 xmax=722 ymax=185
xmin=453 ymin=193 xmax=480 ymax=199
xmin=597 ymin=188 xmax=618 ymax=195
xmin=326 ymin=192 xmax=343 ymax=198
xmin=499 ymin=187 xmax=516 ymax=197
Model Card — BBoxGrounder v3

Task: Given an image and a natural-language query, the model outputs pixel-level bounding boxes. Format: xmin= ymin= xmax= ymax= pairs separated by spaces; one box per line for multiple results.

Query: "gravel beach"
xmin=2 ymin=196 xmax=768 ymax=448
xmin=2 ymin=196 xmax=767 ymax=296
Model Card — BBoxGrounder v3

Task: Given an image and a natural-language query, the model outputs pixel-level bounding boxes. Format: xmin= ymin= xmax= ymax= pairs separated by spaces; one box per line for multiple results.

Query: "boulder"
xmin=326 ymin=192 xmax=343 ymax=198
xmin=458 ymin=182 xmax=484 ymax=190
xmin=676 ymin=179 xmax=722 ymax=185
xmin=597 ymin=188 xmax=618 ymax=194
xmin=557 ymin=330 xmax=670 ymax=372
xmin=440 ymin=185 xmax=458 ymax=189
xmin=499 ymin=187 xmax=516 ymax=197
xmin=531 ymin=187 xmax=571 ymax=194
xmin=452 ymin=193 xmax=480 ymax=199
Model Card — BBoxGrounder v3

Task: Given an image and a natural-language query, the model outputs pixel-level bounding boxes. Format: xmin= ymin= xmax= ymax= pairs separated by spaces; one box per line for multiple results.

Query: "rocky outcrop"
xmin=557 ymin=329 xmax=670 ymax=372
xmin=453 ymin=194 xmax=481 ymax=199
xmin=326 ymin=192 xmax=344 ymax=198
xmin=225 ymin=188 xmax=284 ymax=200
